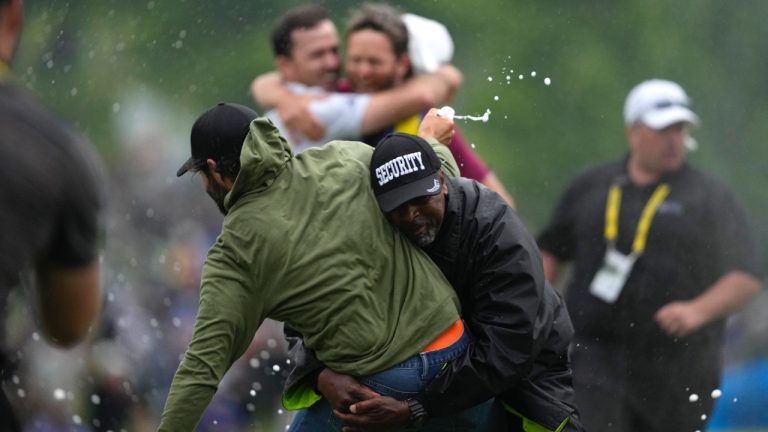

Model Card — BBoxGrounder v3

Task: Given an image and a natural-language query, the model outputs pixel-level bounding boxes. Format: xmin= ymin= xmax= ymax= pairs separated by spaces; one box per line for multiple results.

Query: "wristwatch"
xmin=406 ymin=398 xmax=428 ymax=427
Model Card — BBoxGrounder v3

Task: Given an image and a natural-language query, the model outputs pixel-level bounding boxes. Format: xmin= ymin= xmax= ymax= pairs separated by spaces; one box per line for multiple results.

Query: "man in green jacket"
xmin=159 ymin=104 xmax=479 ymax=430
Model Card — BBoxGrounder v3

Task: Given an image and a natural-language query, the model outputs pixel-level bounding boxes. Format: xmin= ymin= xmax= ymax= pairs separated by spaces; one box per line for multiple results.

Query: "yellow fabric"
xmin=502 ymin=401 xmax=570 ymax=432
xmin=605 ymin=185 xmax=621 ymax=241
xmin=282 ymin=382 xmax=322 ymax=411
xmin=603 ymin=182 xmax=670 ymax=254
xmin=394 ymin=114 xmax=420 ymax=135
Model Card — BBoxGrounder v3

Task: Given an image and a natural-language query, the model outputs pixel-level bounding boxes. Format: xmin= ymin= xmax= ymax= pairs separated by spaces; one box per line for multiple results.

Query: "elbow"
xmin=46 ymin=326 xmax=92 ymax=348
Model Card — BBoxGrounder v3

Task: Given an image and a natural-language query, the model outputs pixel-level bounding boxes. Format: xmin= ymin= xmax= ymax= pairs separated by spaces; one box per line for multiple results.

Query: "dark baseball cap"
xmin=176 ymin=102 xmax=259 ymax=177
xmin=371 ymin=133 xmax=442 ymax=212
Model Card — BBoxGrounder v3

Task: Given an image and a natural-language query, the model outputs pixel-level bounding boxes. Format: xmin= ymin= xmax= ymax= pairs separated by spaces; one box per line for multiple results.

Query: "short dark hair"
xmin=346 ymin=3 xmax=408 ymax=58
xmin=271 ymin=4 xmax=331 ymax=58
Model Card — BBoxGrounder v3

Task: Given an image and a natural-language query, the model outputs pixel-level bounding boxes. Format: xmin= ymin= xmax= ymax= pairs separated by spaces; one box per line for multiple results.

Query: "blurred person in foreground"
xmin=537 ymin=79 xmax=762 ymax=432
xmin=298 ymin=133 xmax=583 ymax=431
xmin=0 ymin=0 xmax=104 ymax=429
xmin=251 ymin=4 xmax=515 ymax=207
xmin=160 ymin=105 xmax=493 ymax=430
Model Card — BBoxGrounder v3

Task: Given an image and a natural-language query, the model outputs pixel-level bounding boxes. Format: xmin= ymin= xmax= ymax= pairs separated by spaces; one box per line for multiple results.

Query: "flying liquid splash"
xmin=438 ymin=106 xmax=491 ymax=123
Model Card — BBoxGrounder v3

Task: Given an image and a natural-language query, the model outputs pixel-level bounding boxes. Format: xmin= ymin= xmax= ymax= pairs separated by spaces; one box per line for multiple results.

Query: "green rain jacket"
xmin=159 ymin=118 xmax=460 ymax=431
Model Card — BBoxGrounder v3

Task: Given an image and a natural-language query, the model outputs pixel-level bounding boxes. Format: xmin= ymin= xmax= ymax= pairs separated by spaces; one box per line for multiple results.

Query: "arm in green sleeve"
xmin=158 ymin=240 xmax=264 ymax=431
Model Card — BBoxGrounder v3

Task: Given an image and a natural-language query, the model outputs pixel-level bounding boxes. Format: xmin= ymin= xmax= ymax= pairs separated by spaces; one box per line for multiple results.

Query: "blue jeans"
xmin=289 ymin=323 xmax=494 ymax=431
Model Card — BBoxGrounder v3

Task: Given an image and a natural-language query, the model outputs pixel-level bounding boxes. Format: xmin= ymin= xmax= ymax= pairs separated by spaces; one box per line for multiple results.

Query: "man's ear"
xmin=275 ymin=55 xmax=294 ymax=77
xmin=439 ymin=171 xmax=448 ymax=195
xmin=626 ymin=124 xmax=640 ymax=152
xmin=206 ymin=159 xmax=235 ymax=190
xmin=206 ymin=159 xmax=224 ymax=183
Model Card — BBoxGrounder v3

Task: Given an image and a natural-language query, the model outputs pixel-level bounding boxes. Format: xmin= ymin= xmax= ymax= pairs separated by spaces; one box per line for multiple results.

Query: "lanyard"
xmin=604 ymin=181 xmax=670 ymax=255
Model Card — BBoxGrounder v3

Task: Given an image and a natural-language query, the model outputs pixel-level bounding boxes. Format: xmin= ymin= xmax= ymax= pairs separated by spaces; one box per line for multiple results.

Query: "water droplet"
xmin=711 ymin=389 xmax=722 ymax=399
xmin=277 ymin=409 xmax=284 ymax=415
xmin=272 ymin=364 xmax=281 ymax=372
xmin=172 ymin=317 xmax=181 ymax=327
xmin=17 ymin=389 xmax=25 ymax=398
xmin=250 ymin=389 xmax=256 ymax=397
xmin=689 ymin=393 xmax=699 ymax=402
xmin=70 ymin=88 xmax=78 ymax=96
xmin=518 ymin=74 xmax=524 ymax=80
xmin=53 ymin=388 xmax=66 ymax=400
xmin=531 ymin=71 xmax=537 ymax=77
xmin=544 ymin=77 xmax=552 ymax=86
xmin=493 ymin=96 xmax=499 ymax=101
xmin=700 ymin=414 xmax=707 ymax=420
xmin=487 ymin=76 xmax=493 ymax=82
xmin=249 ymin=358 xmax=260 ymax=368
xmin=73 ymin=415 xmax=82 ymax=425
xmin=91 ymin=394 xmax=101 ymax=405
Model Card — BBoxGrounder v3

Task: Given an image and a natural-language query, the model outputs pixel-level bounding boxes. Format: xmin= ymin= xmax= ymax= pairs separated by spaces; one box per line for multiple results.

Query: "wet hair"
xmin=271 ymin=4 xmax=331 ymax=58
xmin=346 ymin=3 xmax=409 ymax=58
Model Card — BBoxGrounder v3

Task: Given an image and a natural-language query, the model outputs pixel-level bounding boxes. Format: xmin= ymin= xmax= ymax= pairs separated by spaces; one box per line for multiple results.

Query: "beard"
xmin=410 ymin=221 xmax=439 ymax=247
xmin=206 ymin=180 xmax=229 ymax=215
xmin=414 ymin=226 xmax=438 ymax=247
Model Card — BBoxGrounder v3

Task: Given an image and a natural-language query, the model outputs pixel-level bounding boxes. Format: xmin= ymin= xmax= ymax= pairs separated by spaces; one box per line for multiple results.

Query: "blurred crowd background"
xmin=3 ymin=0 xmax=767 ymax=431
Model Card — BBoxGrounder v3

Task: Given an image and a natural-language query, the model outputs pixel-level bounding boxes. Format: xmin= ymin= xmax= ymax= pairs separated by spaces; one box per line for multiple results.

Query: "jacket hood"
xmin=225 ymin=117 xmax=292 ymax=210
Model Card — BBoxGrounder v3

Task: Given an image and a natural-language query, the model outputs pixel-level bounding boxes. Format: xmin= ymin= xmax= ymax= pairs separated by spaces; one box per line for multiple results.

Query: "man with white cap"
xmin=537 ymin=79 xmax=762 ymax=432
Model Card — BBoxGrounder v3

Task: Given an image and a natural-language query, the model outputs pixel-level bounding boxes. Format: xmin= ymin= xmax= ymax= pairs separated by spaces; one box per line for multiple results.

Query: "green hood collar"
xmin=225 ymin=117 xmax=293 ymax=210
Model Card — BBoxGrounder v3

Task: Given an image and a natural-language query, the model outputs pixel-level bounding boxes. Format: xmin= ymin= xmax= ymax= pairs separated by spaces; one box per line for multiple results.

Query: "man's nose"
xmin=401 ymin=204 xmax=420 ymax=220
xmin=357 ymin=63 xmax=374 ymax=78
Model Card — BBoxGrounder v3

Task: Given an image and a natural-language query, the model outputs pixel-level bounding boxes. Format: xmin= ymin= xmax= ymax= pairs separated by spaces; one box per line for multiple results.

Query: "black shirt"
xmin=0 ymin=80 xmax=104 ymax=431
xmin=538 ymin=157 xmax=761 ymax=358
xmin=0 ymin=82 xmax=104 ymax=287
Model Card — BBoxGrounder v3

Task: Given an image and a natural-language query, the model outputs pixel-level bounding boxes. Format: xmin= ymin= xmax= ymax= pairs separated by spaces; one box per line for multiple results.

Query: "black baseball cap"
xmin=370 ymin=132 xmax=442 ymax=212
xmin=176 ymin=102 xmax=259 ymax=177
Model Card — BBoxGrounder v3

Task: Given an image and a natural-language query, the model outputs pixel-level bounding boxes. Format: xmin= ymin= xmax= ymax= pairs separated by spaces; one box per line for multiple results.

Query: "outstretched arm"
xmin=249 ymin=71 xmax=325 ymax=140
xmin=361 ymin=65 xmax=462 ymax=134
xmin=655 ymin=270 xmax=761 ymax=337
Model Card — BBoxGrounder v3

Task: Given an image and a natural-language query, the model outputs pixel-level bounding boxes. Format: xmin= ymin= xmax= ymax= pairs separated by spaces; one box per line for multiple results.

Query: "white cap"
xmin=623 ymin=79 xmax=699 ymax=130
xmin=402 ymin=13 xmax=454 ymax=75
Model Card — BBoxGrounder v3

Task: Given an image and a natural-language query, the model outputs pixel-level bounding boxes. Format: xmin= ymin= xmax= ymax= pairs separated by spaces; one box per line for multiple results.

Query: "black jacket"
xmin=284 ymin=177 xmax=581 ymax=430
xmin=416 ymin=177 xmax=580 ymax=430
